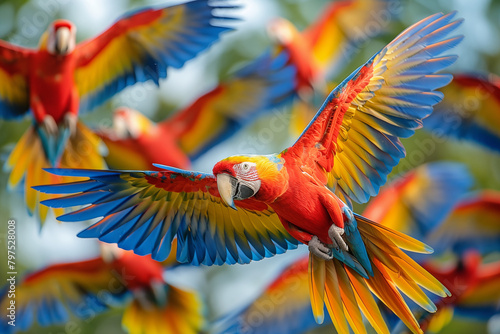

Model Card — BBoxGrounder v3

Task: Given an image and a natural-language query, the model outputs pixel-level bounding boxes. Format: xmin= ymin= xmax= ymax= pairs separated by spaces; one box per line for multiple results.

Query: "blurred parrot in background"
xmin=98 ymin=50 xmax=297 ymax=170
xmin=1 ymin=0 xmax=238 ymax=224
xmin=427 ymin=190 xmax=500 ymax=255
xmin=36 ymin=12 xmax=464 ymax=334
xmin=423 ymin=73 xmax=500 ymax=153
xmin=211 ymin=162 xmax=473 ymax=334
xmin=267 ymin=0 xmax=400 ymax=134
xmin=363 ymin=162 xmax=473 ymax=239
xmin=389 ymin=251 xmax=500 ymax=334
xmin=0 ymin=241 xmax=205 ymax=334
xmin=268 ymin=0 xmax=399 ymax=93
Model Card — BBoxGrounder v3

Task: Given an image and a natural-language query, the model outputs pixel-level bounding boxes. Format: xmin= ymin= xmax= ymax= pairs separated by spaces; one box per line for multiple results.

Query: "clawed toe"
xmin=308 ymin=235 xmax=333 ymax=260
xmin=328 ymin=225 xmax=348 ymax=251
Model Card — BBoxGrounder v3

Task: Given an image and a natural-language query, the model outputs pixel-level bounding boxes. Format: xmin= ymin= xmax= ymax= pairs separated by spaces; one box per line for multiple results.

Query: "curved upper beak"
xmin=217 ymin=173 xmax=238 ymax=210
xmin=55 ymin=27 xmax=71 ymax=54
xmin=216 ymin=173 xmax=261 ymax=211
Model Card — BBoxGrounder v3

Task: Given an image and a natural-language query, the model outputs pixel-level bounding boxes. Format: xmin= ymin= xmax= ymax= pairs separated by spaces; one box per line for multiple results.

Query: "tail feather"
xmin=356 ymin=214 xmax=433 ymax=253
xmin=333 ymin=260 xmax=366 ymax=334
xmin=308 ymin=252 xmax=326 ymax=323
xmin=385 ymin=266 xmax=436 ymax=313
xmin=324 ymin=260 xmax=349 ymax=334
xmin=4 ymin=122 xmax=107 ymax=225
xmin=365 ymin=260 xmax=422 ymax=334
xmin=346 ymin=269 xmax=390 ymax=334
xmin=309 ymin=215 xmax=450 ymax=334
xmin=6 ymin=127 xmax=37 ymax=188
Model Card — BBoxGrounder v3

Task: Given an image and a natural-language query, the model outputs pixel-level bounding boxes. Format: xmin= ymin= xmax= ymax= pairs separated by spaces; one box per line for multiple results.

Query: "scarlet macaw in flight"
xmin=0 ymin=242 xmax=204 ymax=334
xmin=267 ymin=0 xmax=401 ymax=134
xmin=98 ymin=50 xmax=297 ymax=170
xmin=36 ymin=12 xmax=463 ymax=334
xmin=268 ymin=0 xmax=399 ymax=93
xmin=1 ymin=0 xmax=237 ymax=223
xmin=211 ymin=162 xmax=473 ymax=334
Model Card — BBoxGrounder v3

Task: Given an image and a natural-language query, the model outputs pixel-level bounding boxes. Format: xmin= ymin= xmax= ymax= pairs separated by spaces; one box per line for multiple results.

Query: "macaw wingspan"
xmin=165 ymin=50 xmax=296 ymax=160
xmin=35 ymin=165 xmax=298 ymax=264
xmin=74 ymin=0 xmax=238 ymax=113
xmin=0 ymin=40 xmax=31 ymax=120
xmin=287 ymin=12 xmax=463 ymax=204
xmin=303 ymin=0 xmax=396 ymax=75
xmin=5 ymin=122 xmax=107 ymax=225
xmin=427 ymin=190 xmax=500 ymax=255
xmin=0 ymin=258 xmax=124 ymax=334
xmin=423 ymin=73 xmax=500 ymax=153
xmin=212 ymin=257 xmax=323 ymax=334
xmin=122 ymin=283 xmax=205 ymax=334
xmin=362 ymin=162 xmax=473 ymax=237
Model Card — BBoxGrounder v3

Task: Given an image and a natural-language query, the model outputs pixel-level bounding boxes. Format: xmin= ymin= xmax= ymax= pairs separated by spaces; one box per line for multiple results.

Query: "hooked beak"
xmin=216 ymin=173 xmax=261 ymax=211
xmin=217 ymin=173 xmax=238 ymax=210
xmin=55 ymin=27 xmax=71 ymax=54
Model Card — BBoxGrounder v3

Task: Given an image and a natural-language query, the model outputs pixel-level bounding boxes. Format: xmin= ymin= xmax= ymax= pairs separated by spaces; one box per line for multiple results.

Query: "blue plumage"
xmin=79 ymin=0 xmax=239 ymax=114
xmin=36 ymin=166 xmax=298 ymax=264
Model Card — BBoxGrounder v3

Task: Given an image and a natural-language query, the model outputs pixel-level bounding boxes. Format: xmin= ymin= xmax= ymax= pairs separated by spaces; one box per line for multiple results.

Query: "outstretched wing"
xmin=286 ymin=12 xmax=463 ymax=203
xmin=74 ymin=0 xmax=237 ymax=113
xmin=0 ymin=258 xmax=124 ymax=334
xmin=0 ymin=40 xmax=31 ymax=119
xmin=35 ymin=166 xmax=298 ymax=264
xmin=362 ymin=162 xmax=473 ymax=237
xmin=304 ymin=0 xmax=396 ymax=75
xmin=164 ymin=50 xmax=296 ymax=160
xmin=427 ymin=190 xmax=500 ymax=255
xmin=423 ymin=73 xmax=500 ymax=152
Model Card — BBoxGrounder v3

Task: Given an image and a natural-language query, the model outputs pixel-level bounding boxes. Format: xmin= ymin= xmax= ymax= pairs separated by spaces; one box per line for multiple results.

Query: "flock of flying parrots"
xmin=1 ymin=0 xmax=499 ymax=334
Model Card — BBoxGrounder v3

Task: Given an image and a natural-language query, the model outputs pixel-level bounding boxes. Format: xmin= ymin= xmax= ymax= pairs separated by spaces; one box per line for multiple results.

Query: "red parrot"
xmin=424 ymin=73 xmax=500 ymax=152
xmin=0 ymin=241 xmax=204 ymax=334
xmin=36 ymin=12 xmax=463 ymax=334
xmin=268 ymin=0 xmax=401 ymax=135
xmin=98 ymin=50 xmax=297 ymax=170
xmin=268 ymin=0 xmax=399 ymax=93
xmin=213 ymin=162 xmax=473 ymax=334
xmin=1 ymin=0 xmax=237 ymax=224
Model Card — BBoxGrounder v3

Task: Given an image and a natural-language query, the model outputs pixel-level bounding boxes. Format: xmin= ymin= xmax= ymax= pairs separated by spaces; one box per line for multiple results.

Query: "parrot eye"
xmin=234 ymin=162 xmax=257 ymax=180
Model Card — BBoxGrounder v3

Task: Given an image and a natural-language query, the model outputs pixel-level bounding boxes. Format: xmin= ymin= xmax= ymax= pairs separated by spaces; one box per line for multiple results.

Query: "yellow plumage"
xmin=309 ymin=215 xmax=450 ymax=334
xmin=5 ymin=122 xmax=106 ymax=224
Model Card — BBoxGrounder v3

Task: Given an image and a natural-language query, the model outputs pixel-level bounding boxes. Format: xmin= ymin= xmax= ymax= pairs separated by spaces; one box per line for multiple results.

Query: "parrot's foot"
xmin=328 ymin=225 xmax=348 ymax=252
xmin=64 ymin=113 xmax=78 ymax=138
xmin=41 ymin=115 xmax=58 ymax=137
xmin=308 ymin=235 xmax=333 ymax=260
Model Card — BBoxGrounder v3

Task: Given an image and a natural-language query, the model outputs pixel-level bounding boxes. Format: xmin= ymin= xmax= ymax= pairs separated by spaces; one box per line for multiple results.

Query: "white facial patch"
xmin=234 ymin=162 xmax=259 ymax=181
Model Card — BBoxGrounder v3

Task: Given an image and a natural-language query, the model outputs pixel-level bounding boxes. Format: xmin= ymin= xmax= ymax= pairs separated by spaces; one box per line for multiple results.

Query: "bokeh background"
xmin=0 ymin=0 xmax=499 ymax=333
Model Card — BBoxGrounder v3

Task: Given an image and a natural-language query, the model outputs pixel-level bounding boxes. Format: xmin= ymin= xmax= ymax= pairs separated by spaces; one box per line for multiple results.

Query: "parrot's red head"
xmin=267 ymin=18 xmax=299 ymax=47
xmin=46 ymin=19 xmax=76 ymax=55
xmin=213 ymin=155 xmax=287 ymax=209
xmin=111 ymin=107 xmax=157 ymax=140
